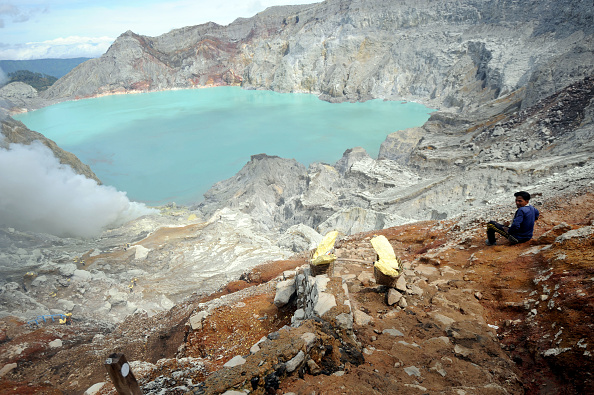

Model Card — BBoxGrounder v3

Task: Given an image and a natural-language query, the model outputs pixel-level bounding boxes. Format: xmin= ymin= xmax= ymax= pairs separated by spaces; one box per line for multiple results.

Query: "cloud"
xmin=0 ymin=4 xmax=19 ymax=16
xmin=1 ymin=1 xmax=322 ymax=59
xmin=0 ymin=141 xmax=156 ymax=238
xmin=0 ymin=3 xmax=35 ymax=25
xmin=12 ymin=13 xmax=31 ymax=23
xmin=0 ymin=36 xmax=113 ymax=60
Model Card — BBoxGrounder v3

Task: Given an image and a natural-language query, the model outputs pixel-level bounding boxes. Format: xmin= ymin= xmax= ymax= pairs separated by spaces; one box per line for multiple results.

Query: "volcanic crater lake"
xmin=15 ymin=87 xmax=433 ymax=205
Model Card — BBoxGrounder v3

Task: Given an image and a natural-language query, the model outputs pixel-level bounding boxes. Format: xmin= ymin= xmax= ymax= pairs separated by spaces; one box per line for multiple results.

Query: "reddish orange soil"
xmin=1 ymin=191 xmax=592 ymax=394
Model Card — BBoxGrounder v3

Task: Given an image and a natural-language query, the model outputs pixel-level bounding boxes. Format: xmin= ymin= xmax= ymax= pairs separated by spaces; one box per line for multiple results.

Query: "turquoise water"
xmin=15 ymin=87 xmax=433 ymax=205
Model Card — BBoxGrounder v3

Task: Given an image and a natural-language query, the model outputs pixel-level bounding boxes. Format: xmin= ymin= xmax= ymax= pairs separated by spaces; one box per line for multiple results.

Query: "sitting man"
xmin=487 ymin=191 xmax=539 ymax=245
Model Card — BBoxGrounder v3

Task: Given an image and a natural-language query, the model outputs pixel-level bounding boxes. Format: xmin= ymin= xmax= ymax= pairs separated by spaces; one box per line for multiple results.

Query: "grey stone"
xmin=395 ymin=276 xmax=407 ymax=293
xmin=407 ymin=284 xmax=424 ymax=296
xmin=357 ymin=271 xmax=375 ymax=285
xmin=398 ymin=297 xmax=408 ymax=309
xmin=301 ymin=332 xmax=317 ymax=349
xmin=286 ymin=350 xmax=305 ymax=373
xmin=278 ymin=224 xmax=322 ymax=252
xmin=250 ymin=343 xmax=261 ymax=354
xmin=307 ymin=360 xmax=321 ymax=375
xmin=314 ymin=275 xmax=330 ymax=292
xmin=3 ymin=283 xmax=19 ymax=291
xmin=404 ymin=366 xmax=422 ymax=377
xmin=0 ymin=82 xmax=38 ymax=108
xmin=133 ymin=245 xmax=150 ymax=260
xmin=431 ymin=313 xmax=455 ymax=328
xmin=160 ymin=295 xmax=174 ymax=310
xmin=363 ymin=347 xmax=375 ymax=355
xmin=57 ymin=299 xmax=75 ymax=312
xmin=0 ymin=363 xmax=18 ymax=378
xmin=274 ymin=279 xmax=296 ymax=307
xmin=313 ymin=292 xmax=336 ymax=317
xmin=59 ymin=264 xmax=77 ymax=277
xmin=189 ymin=311 xmax=209 ymax=330
xmin=73 ymin=270 xmax=92 ymax=281
xmin=31 ymin=275 xmax=48 ymax=287
xmin=454 ymin=344 xmax=472 ymax=357
xmin=283 ymin=270 xmax=297 ymax=280
xmin=383 ymin=328 xmax=404 ymax=337
xmin=223 ymin=355 xmax=246 ymax=368
xmin=107 ymin=290 xmax=128 ymax=306
xmin=49 ymin=339 xmax=63 ymax=348
xmin=341 ymin=274 xmax=357 ymax=281
xmin=555 ymin=226 xmax=594 ymax=244
xmin=336 ymin=313 xmax=354 ymax=331
xmin=83 ymin=382 xmax=106 ymax=395
xmin=57 ymin=278 xmax=70 ymax=287
xmin=293 ymin=308 xmax=305 ymax=320
xmin=354 ymin=310 xmax=373 ymax=326
xmin=429 ymin=361 xmax=447 ymax=377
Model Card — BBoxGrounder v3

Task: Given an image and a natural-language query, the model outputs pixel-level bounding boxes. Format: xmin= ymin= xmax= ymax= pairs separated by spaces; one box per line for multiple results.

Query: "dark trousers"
xmin=487 ymin=221 xmax=518 ymax=244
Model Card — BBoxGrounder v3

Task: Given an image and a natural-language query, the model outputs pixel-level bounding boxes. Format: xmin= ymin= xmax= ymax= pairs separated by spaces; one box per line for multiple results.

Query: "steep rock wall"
xmin=41 ymin=0 xmax=594 ymax=111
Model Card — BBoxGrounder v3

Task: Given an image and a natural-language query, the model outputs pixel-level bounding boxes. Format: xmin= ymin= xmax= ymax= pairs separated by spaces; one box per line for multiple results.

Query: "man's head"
xmin=514 ymin=191 xmax=531 ymax=208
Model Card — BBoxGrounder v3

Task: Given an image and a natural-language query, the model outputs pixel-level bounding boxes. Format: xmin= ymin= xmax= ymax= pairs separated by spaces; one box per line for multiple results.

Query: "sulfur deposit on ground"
xmin=1 ymin=189 xmax=592 ymax=394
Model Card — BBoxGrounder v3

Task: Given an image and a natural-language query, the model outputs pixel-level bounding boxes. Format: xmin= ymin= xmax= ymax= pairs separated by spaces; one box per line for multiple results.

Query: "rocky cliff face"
xmin=41 ymin=0 xmax=594 ymax=112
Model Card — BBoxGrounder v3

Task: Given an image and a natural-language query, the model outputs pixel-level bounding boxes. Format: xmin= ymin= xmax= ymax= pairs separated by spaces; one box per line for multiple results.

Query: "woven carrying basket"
xmin=309 ymin=250 xmax=335 ymax=277
xmin=373 ymin=266 xmax=399 ymax=287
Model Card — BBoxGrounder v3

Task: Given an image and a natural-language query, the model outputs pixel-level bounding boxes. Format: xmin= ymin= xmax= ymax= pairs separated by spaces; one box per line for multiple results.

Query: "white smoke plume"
xmin=0 ymin=141 xmax=156 ymax=238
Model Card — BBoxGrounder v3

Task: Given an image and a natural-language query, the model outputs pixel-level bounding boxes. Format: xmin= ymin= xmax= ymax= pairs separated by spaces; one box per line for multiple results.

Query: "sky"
xmin=0 ymin=0 xmax=321 ymax=60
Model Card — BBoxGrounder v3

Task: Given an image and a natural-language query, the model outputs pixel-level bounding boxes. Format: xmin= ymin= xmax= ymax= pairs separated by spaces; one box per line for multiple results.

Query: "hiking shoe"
xmin=508 ymin=235 xmax=519 ymax=244
xmin=486 ymin=239 xmax=496 ymax=246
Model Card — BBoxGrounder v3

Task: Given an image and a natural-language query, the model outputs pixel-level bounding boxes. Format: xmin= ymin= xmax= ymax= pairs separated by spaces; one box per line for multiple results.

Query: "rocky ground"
xmin=1 ymin=187 xmax=592 ymax=394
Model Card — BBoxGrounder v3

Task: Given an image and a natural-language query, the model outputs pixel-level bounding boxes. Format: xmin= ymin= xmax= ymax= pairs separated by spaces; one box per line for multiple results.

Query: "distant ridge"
xmin=40 ymin=0 xmax=594 ymax=112
xmin=0 ymin=58 xmax=91 ymax=79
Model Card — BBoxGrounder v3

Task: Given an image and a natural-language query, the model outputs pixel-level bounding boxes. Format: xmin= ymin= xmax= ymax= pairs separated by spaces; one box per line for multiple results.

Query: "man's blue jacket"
xmin=509 ymin=205 xmax=540 ymax=241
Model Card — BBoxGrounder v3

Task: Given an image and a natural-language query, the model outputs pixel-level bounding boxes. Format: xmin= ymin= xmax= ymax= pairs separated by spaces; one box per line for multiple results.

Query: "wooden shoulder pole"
xmin=105 ymin=353 xmax=142 ymax=395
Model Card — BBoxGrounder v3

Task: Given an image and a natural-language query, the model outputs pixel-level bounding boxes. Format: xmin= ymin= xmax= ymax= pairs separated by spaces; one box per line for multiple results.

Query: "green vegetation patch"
xmin=8 ymin=70 xmax=58 ymax=91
